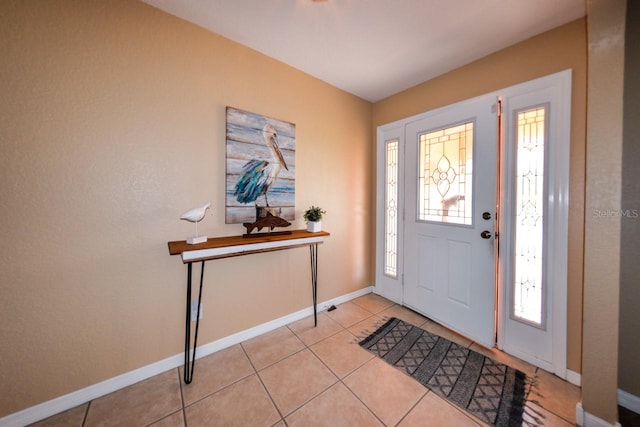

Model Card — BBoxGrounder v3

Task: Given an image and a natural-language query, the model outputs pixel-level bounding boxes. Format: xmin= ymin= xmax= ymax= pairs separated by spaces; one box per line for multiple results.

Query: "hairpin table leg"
xmin=184 ymin=260 xmax=205 ymax=384
xmin=310 ymin=244 xmax=318 ymax=327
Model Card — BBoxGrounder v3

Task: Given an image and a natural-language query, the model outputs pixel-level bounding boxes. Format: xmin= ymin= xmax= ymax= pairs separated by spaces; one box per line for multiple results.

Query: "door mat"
xmin=359 ymin=317 xmax=535 ymax=426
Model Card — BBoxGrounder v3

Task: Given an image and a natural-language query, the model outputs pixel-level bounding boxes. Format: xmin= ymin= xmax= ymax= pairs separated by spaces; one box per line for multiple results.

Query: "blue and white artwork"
xmin=225 ymin=107 xmax=295 ymax=224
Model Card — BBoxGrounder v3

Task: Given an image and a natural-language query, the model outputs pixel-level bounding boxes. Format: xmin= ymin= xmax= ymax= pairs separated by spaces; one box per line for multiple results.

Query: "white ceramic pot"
xmin=307 ymin=221 xmax=322 ymax=232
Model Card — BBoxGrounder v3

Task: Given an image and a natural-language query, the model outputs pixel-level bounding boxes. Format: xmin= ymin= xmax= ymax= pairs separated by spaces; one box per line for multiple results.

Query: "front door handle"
xmin=480 ymin=230 xmax=492 ymax=239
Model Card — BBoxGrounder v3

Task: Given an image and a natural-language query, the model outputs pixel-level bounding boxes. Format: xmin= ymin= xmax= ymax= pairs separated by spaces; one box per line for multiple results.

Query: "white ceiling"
xmin=141 ymin=0 xmax=585 ymax=102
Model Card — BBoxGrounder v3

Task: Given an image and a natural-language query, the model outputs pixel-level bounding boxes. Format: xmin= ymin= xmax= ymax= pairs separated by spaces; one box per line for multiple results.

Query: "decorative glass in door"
xmin=513 ymin=107 xmax=546 ymax=326
xmin=418 ymin=122 xmax=473 ymax=224
xmin=384 ymin=139 xmax=398 ymax=277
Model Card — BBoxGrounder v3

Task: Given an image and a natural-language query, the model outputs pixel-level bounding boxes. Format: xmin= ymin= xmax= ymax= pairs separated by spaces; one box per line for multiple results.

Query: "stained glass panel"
xmin=384 ymin=139 xmax=398 ymax=277
xmin=418 ymin=122 xmax=473 ymax=224
xmin=513 ymin=107 xmax=545 ymax=325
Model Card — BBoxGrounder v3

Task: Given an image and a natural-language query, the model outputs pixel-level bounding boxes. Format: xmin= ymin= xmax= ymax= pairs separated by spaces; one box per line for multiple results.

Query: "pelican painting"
xmin=225 ymin=107 xmax=295 ymax=224
xmin=234 ymin=124 xmax=288 ymax=207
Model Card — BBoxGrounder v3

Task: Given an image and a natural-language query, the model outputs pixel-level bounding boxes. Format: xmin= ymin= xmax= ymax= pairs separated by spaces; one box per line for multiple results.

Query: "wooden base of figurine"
xmin=242 ymin=230 xmax=293 ymax=238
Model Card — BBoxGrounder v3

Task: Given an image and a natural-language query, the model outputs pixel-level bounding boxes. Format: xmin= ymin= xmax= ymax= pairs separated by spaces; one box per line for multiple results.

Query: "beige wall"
xmin=583 ymin=0 xmax=627 ymax=422
xmin=372 ymin=19 xmax=587 ymax=373
xmin=582 ymin=0 xmax=626 ymax=423
xmin=619 ymin=0 xmax=640 ymax=399
xmin=0 ymin=0 xmax=372 ymax=416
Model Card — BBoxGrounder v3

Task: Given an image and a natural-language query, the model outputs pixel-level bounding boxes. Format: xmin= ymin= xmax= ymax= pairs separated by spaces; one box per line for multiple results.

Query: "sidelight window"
xmin=513 ymin=107 xmax=546 ymax=326
xmin=384 ymin=139 xmax=399 ymax=277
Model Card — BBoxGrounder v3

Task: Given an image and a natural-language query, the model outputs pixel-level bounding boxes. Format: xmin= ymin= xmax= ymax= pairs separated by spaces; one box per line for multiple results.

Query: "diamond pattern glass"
xmin=513 ymin=107 xmax=545 ymax=326
xmin=418 ymin=122 xmax=473 ymax=224
xmin=385 ymin=139 xmax=398 ymax=277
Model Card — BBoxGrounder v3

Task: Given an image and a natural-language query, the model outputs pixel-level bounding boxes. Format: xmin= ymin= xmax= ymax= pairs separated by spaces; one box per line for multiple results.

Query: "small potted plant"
xmin=304 ymin=205 xmax=326 ymax=232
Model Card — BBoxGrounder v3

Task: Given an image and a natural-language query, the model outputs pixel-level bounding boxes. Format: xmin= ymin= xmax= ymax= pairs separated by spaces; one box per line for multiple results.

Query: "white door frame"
xmin=375 ymin=70 xmax=571 ymax=378
xmin=497 ymin=70 xmax=572 ymax=379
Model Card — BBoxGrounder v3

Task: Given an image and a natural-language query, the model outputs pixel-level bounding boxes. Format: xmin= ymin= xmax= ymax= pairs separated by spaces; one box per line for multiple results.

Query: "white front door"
xmin=403 ymin=95 xmax=498 ymax=348
xmin=375 ymin=71 xmax=571 ymax=377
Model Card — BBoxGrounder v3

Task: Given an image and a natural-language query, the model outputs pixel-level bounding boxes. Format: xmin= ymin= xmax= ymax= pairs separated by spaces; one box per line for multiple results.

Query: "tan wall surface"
xmin=583 ymin=0 xmax=626 ymax=423
xmin=372 ymin=19 xmax=587 ymax=373
xmin=619 ymin=0 xmax=640 ymax=399
xmin=0 ymin=0 xmax=372 ymax=416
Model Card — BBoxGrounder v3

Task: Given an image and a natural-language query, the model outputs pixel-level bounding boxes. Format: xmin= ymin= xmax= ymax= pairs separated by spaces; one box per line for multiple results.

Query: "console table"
xmin=168 ymin=229 xmax=330 ymax=384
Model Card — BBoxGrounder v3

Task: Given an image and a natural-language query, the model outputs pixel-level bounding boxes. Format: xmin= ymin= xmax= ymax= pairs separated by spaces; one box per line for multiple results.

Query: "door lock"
xmin=482 ymin=212 xmax=492 ymax=220
xmin=480 ymin=230 xmax=492 ymax=239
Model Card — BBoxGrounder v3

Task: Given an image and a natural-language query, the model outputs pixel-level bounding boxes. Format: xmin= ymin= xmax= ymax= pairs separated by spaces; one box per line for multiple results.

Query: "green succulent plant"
xmin=303 ymin=206 xmax=326 ymax=222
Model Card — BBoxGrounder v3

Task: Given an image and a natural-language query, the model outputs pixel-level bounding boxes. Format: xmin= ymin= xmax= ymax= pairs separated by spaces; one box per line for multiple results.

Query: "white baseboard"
xmin=0 ymin=286 xmax=373 ymax=427
xmin=566 ymin=369 xmax=581 ymax=386
xmin=576 ymin=402 xmax=622 ymax=427
xmin=577 ymin=401 xmax=583 ymax=426
xmin=618 ymin=388 xmax=640 ymax=414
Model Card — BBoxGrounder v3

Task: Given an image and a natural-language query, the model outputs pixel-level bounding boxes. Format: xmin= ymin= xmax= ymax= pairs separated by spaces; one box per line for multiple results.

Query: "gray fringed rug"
xmin=359 ymin=317 xmax=528 ymax=427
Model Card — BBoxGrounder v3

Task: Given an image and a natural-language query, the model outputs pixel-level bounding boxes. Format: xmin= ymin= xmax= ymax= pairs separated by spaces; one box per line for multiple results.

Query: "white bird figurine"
xmin=180 ymin=202 xmax=211 ymax=244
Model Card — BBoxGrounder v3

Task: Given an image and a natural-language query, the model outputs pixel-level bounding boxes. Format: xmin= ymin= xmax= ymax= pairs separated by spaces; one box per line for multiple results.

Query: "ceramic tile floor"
xmin=30 ymin=294 xmax=583 ymax=427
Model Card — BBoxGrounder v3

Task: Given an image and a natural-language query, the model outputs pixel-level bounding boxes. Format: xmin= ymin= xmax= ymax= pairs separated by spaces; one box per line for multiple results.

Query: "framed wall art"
xmin=225 ymin=107 xmax=295 ymax=224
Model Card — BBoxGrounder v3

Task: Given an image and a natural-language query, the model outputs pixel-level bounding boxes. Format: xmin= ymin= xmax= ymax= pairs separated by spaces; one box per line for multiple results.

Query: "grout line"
xmin=239 ymin=343 xmax=287 ymax=425
xmin=179 ymin=346 xmax=256 ymax=410
xmin=271 ymin=303 xmax=376 ymax=422
xmin=339 ymin=371 xmax=388 ymax=427
xmin=275 ymin=317 xmax=345 ymax=420
xmin=291 ymin=310 xmax=386 ymax=426
xmin=176 ymin=368 xmax=186 ymax=409
xmin=313 ymin=303 xmax=391 ymax=424
xmin=394 ymin=391 xmax=429 ymax=426
xmin=182 ymin=370 xmax=256 ymax=410
xmin=80 ymin=400 xmax=90 ymax=427
xmin=256 ymin=347 xmax=309 ymax=373
xmin=281 ymin=379 xmax=341 ymax=421
xmin=142 ymin=410 xmax=183 ymax=427
xmin=176 ymin=368 xmax=188 ymax=427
